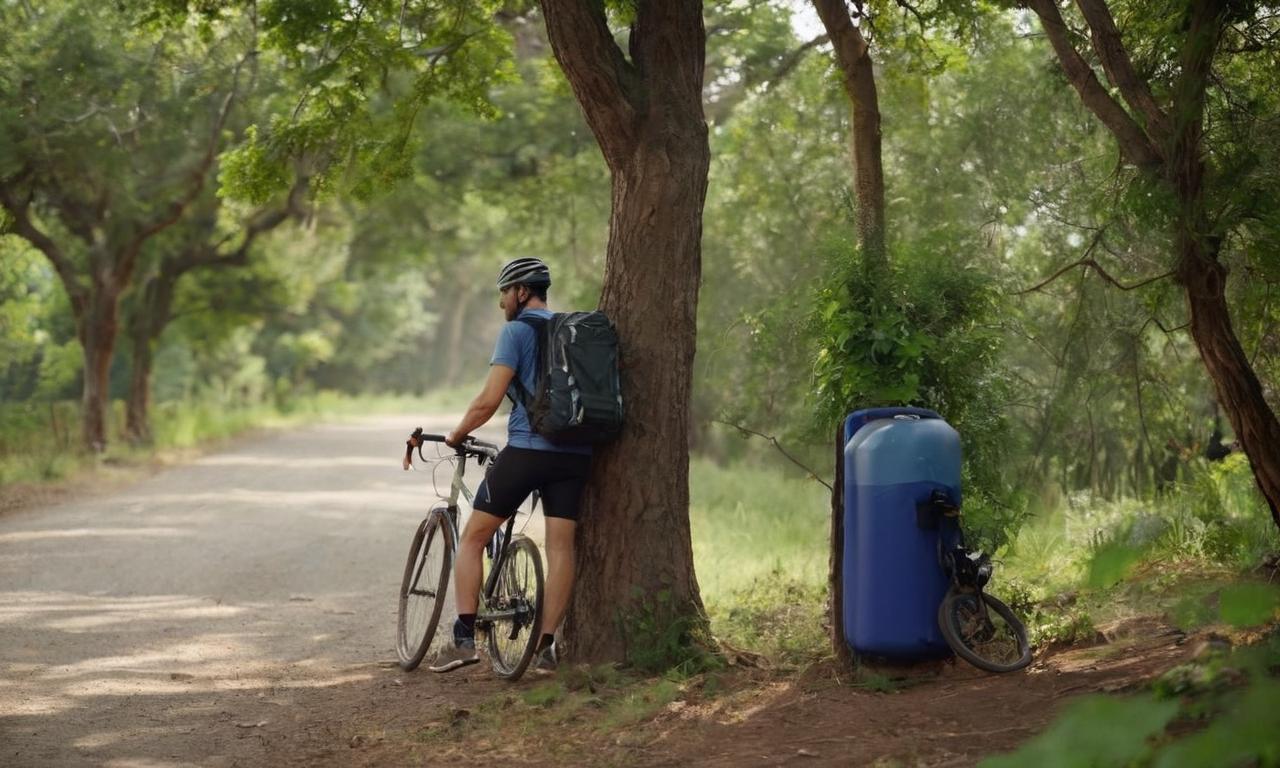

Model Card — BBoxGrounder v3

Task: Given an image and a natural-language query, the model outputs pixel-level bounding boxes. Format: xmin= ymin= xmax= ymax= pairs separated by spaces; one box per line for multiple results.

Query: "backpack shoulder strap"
xmin=506 ymin=314 xmax=549 ymax=410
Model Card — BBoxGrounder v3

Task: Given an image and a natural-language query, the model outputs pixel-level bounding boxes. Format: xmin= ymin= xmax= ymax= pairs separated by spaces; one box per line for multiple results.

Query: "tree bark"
xmin=124 ymin=274 xmax=176 ymax=445
xmin=811 ymin=0 xmax=887 ymax=270
xmin=79 ymin=284 xmax=122 ymax=453
xmin=540 ymin=0 xmax=710 ymax=663
xmin=829 ymin=422 xmax=853 ymax=666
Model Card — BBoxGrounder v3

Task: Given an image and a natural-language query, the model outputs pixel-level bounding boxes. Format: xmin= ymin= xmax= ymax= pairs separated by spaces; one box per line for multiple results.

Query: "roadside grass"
xmin=997 ymin=454 xmax=1276 ymax=647
xmin=0 ymin=383 xmax=482 ymax=491
xmin=688 ymin=456 xmax=832 ymax=666
xmin=407 ymin=664 xmax=723 ymax=763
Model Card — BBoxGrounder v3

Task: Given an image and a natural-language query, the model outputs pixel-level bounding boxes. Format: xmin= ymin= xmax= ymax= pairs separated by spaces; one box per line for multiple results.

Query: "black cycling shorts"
xmin=472 ymin=446 xmax=592 ymax=521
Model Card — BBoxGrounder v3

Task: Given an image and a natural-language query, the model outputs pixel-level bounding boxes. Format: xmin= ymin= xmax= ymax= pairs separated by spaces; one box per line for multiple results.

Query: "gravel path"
xmin=0 ymin=415 xmax=521 ymax=767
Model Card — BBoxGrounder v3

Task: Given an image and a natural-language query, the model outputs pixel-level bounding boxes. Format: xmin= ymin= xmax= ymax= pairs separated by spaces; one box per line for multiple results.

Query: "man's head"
xmin=496 ymin=257 xmax=551 ymax=320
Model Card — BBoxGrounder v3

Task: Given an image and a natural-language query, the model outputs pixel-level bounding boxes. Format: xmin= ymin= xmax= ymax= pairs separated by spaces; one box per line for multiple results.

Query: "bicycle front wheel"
xmin=397 ymin=510 xmax=452 ymax=671
xmin=483 ymin=534 xmax=544 ymax=681
xmin=938 ymin=588 xmax=1032 ymax=673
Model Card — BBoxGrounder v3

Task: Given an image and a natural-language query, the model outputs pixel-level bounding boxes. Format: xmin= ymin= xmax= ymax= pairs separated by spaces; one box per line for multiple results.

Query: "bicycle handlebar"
xmin=403 ymin=427 xmax=499 ymax=469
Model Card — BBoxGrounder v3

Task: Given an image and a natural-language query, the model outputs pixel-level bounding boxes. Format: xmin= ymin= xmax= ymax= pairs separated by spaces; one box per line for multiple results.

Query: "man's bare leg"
xmin=456 ymin=508 xmax=508 ymax=615
xmin=540 ymin=516 xmax=577 ymax=639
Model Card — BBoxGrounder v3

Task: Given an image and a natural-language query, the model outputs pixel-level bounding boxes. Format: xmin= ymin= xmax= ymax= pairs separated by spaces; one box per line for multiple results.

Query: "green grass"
xmin=688 ymin=457 xmax=832 ymax=664
xmin=1001 ymin=455 xmax=1275 ymax=602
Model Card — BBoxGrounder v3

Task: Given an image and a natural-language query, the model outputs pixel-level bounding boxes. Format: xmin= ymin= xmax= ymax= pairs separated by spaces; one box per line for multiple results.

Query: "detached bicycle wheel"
xmin=938 ymin=588 xmax=1032 ymax=673
xmin=397 ymin=510 xmax=452 ymax=671
xmin=484 ymin=534 xmax=544 ymax=681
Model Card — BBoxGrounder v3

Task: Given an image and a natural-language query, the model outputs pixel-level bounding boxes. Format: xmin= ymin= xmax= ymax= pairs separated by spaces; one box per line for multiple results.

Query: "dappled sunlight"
xmin=113 ymin=486 xmax=418 ymax=510
xmin=0 ymin=527 xmax=189 ymax=544
xmin=0 ymin=593 xmax=243 ymax=627
xmin=193 ymin=454 xmax=396 ymax=470
xmin=0 ymin=416 xmax=458 ymax=764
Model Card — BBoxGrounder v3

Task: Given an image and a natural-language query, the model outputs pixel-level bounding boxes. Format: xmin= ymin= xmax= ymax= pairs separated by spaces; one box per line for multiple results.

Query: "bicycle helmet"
xmin=496 ymin=257 xmax=552 ymax=290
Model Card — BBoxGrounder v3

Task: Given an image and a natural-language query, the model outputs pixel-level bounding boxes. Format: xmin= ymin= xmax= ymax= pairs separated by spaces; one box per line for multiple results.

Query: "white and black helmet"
xmin=496 ymin=257 xmax=552 ymax=290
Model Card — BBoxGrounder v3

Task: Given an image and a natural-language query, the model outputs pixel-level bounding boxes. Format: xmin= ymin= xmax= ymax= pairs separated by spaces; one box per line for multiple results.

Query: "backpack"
xmin=509 ymin=311 xmax=623 ymax=445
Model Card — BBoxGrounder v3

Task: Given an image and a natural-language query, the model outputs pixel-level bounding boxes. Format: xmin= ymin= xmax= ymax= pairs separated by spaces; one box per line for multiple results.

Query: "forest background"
xmin=2 ymin=0 xmax=1279 ymax=763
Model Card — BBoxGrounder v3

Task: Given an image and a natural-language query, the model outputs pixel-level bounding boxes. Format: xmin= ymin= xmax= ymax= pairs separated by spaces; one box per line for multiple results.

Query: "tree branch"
xmin=704 ymin=34 xmax=829 ymax=124
xmin=1072 ymin=0 xmax=1169 ymax=142
xmin=711 ymin=419 xmax=834 ymax=491
xmin=1019 ymin=251 xmax=1176 ymax=294
xmin=121 ymin=41 xmax=257 ymax=282
xmin=0 ymin=180 xmax=89 ymax=316
xmin=177 ymin=175 xmax=309 ymax=276
xmin=538 ymin=0 xmax=643 ymax=170
xmin=1025 ymin=0 xmax=1163 ymax=169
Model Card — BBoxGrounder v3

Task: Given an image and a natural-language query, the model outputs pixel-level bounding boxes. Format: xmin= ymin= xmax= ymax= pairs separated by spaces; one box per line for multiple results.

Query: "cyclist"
xmin=416 ymin=257 xmax=591 ymax=673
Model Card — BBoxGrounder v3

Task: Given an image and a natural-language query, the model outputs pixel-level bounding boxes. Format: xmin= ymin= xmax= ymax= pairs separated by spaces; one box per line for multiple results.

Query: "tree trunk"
xmin=811 ymin=0 xmax=887 ymax=270
xmin=125 ymin=323 xmax=155 ymax=446
xmin=540 ymin=0 xmax=710 ymax=664
xmin=124 ymin=273 xmax=177 ymax=445
xmin=1178 ymin=239 xmax=1280 ymax=529
xmin=1166 ymin=0 xmax=1280 ymax=529
xmin=572 ymin=128 xmax=711 ymax=663
xmin=442 ymin=283 xmax=475 ymax=387
xmin=78 ymin=288 xmax=120 ymax=453
xmin=829 ymin=423 xmax=853 ymax=667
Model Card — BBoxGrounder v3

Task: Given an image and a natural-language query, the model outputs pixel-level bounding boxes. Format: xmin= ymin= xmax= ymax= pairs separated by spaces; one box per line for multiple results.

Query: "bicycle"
xmin=397 ymin=428 xmax=545 ymax=680
xmin=923 ymin=490 xmax=1033 ymax=673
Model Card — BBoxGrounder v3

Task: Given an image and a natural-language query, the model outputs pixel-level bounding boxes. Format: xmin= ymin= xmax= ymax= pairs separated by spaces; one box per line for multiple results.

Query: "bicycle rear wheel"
xmin=938 ymin=588 xmax=1032 ymax=673
xmin=397 ymin=510 xmax=452 ymax=671
xmin=483 ymin=534 xmax=543 ymax=680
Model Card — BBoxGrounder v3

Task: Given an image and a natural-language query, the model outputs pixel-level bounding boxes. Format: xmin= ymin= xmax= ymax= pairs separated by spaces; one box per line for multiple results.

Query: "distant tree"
xmin=0 ymin=2 xmax=260 ymax=451
xmin=123 ymin=177 xmax=308 ymax=443
xmin=1022 ymin=0 xmax=1280 ymax=530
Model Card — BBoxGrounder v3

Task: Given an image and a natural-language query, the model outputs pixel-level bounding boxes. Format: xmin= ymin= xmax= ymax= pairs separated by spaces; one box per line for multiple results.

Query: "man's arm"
xmin=446 ymin=364 xmax=516 ymax=446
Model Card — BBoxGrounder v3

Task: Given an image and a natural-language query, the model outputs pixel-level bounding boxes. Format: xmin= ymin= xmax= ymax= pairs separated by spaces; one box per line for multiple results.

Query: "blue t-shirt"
xmin=491 ymin=308 xmax=591 ymax=455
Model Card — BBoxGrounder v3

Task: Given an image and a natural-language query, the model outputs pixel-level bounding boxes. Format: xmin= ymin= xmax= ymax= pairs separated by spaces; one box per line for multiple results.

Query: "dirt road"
xmin=0 ymin=415 xmax=518 ymax=767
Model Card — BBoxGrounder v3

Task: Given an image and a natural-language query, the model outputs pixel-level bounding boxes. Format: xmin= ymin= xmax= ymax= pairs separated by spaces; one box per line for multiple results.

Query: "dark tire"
xmin=938 ymin=588 xmax=1032 ymax=673
xmin=397 ymin=510 xmax=452 ymax=671
xmin=483 ymin=534 xmax=544 ymax=681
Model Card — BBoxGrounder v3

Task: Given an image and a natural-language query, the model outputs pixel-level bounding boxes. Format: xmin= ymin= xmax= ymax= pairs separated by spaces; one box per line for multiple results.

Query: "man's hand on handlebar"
xmin=444 ymin=431 xmax=466 ymax=449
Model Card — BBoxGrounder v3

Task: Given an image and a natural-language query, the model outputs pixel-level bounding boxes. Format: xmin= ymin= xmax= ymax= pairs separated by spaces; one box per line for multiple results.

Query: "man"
xmin=424 ymin=257 xmax=590 ymax=673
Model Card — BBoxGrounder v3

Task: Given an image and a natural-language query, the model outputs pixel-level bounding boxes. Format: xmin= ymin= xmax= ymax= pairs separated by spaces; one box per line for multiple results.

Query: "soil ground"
xmin=0 ymin=416 xmax=1209 ymax=767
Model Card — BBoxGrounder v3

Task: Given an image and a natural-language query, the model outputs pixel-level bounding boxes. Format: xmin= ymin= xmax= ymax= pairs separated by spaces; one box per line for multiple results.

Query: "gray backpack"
xmin=510 ymin=311 xmax=623 ymax=445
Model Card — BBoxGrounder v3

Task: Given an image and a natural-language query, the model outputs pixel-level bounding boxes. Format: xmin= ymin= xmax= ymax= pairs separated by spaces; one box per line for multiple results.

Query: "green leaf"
xmin=980 ymin=695 xmax=1177 ymax=768
xmin=1085 ymin=539 xmax=1145 ymax=590
xmin=1152 ymin=680 xmax=1280 ymax=768
xmin=1218 ymin=583 xmax=1280 ymax=628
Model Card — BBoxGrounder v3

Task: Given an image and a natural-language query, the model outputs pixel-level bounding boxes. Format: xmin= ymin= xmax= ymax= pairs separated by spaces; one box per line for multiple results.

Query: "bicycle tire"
xmin=483 ymin=534 xmax=544 ymax=681
xmin=938 ymin=588 xmax=1032 ymax=673
xmin=397 ymin=510 xmax=452 ymax=671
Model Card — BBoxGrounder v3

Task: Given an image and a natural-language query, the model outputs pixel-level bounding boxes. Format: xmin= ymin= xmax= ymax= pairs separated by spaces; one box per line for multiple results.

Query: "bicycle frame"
xmin=417 ymin=444 xmax=533 ymax=627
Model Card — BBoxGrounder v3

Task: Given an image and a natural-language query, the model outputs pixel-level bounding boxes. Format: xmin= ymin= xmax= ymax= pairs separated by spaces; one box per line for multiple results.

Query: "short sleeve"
xmin=490 ymin=322 xmax=521 ymax=369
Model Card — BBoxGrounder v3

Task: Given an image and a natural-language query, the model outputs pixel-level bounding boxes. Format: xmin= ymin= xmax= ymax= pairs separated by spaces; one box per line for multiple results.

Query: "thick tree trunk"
xmin=571 ymin=120 xmax=711 ymax=663
xmin=541 ymin=0 xmax=710 ymax=664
